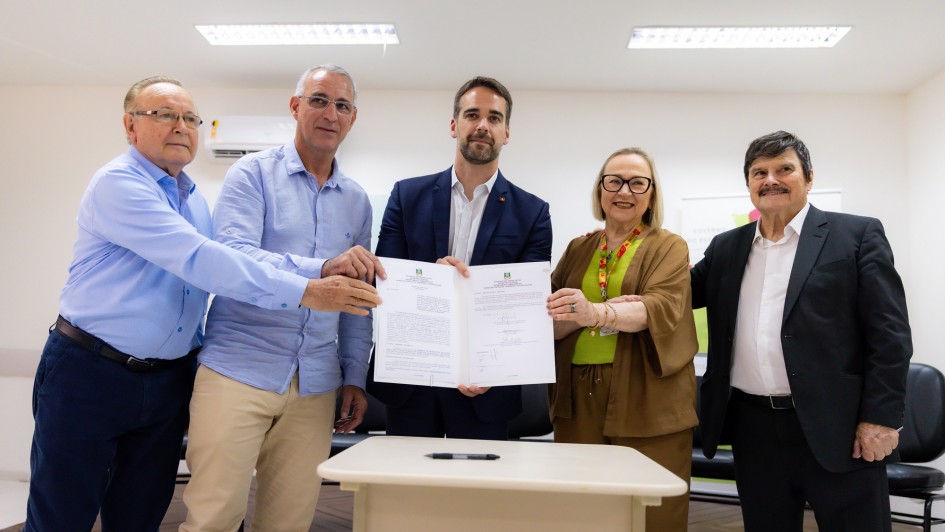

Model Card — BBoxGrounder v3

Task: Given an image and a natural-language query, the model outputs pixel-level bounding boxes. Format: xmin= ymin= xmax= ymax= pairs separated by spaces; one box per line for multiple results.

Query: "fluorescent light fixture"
xmin=195 ymin=24 xmax=399 ymax=45
xmin=628 ymin=26 xmax=852 ymax=49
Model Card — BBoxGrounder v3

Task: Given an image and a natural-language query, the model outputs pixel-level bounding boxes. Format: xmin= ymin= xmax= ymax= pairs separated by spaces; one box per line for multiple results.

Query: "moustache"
xmin=467 ymin=133 xmax=493 ymax=145
xmin=759 ymin=185 xmax=790 ymax=195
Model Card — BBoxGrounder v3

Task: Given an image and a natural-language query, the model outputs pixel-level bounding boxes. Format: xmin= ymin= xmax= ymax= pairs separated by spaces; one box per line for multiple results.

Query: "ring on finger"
xmin=569 ymin=303 xmax=576 ymax=313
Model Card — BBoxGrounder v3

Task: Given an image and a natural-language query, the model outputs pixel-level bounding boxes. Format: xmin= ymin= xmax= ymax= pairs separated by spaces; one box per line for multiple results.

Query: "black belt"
xmin=53 ymin=316 xmax=198 ymax=372
xmin=732 ymin=388 xmax=795 ymax=410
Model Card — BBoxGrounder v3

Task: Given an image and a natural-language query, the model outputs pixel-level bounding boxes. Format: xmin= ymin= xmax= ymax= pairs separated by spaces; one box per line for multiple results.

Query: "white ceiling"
xmin=2 ymin=0 xmax=944 ymax=94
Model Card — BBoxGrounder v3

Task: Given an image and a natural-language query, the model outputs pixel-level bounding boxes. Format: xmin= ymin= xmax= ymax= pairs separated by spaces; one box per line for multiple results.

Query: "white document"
xmin=374 ymin=258 xmax=555 ymax=387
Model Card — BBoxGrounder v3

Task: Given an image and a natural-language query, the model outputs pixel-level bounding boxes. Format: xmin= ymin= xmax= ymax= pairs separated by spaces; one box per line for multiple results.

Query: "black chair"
xmin=508 ymin=384 xmax=553 ymax=440
xmin=177 ymin=434 xmax=191 ymax=484
xmin=888 ymin=363 xmax=945 ymax=531
xmin=690 ymin=375 xmax=738 ymax=504
xmin=689 ymin=364 xmax=945 ymax=530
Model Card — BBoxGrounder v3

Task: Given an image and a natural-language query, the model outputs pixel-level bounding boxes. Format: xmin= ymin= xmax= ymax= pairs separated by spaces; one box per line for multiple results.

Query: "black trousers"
xmin=728 ymin=392 xmax=891 ymax=532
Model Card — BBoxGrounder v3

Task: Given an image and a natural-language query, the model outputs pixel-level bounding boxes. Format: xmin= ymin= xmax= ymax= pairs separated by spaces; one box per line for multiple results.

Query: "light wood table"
xmin=317 ymin=436 xmax=687 ymax=531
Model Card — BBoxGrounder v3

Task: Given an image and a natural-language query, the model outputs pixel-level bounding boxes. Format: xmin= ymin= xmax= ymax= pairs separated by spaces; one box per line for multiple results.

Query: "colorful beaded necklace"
xmin=598 ymin=223 xmax=644 ymax=301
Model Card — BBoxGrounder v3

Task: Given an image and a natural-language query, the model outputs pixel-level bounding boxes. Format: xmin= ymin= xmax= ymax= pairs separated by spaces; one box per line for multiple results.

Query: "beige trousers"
xmin=553 ymin=364 xmax=693 ymax=532
xmin=180 ymin=365 xmax=336 ymax=532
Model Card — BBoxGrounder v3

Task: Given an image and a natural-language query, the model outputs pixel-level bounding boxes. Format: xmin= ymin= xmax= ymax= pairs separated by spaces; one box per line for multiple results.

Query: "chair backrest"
xmin=898 ymin=363 xmax=945 ymax=463
xmin=509 ymin=384 xmax=553 ymax=439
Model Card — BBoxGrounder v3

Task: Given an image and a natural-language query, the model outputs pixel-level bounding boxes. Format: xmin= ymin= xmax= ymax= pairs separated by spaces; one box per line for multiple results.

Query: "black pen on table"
xmin=425 ymin=453 xmax=500 ymax=460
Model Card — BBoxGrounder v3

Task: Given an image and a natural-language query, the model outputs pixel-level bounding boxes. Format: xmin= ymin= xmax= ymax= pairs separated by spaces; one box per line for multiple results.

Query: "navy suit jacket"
xmin=367 ymin=168 xmax=553 ymax=423
xmin=690 ymin=204 xmax=911 ymax=473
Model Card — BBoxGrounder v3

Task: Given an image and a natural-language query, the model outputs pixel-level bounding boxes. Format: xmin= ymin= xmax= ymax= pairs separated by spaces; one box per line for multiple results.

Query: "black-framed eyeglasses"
xmin=600 ymin=174 xmax=652 ymax=194
xmin=298 ymin=95 xmax=356 ymax=116
xmin=131 ymin=109 xmax=203 ymax=129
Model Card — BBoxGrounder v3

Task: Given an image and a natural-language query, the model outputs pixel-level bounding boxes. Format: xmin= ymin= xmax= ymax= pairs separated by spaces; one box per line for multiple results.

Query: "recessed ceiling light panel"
xmin=195 ymin=24 xmax=400 ymax=46
xmin=628 ymin=26 xmax=852 ymax=49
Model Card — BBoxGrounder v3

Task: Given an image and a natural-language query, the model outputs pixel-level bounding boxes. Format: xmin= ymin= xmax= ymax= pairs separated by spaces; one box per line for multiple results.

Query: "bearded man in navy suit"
xmin=367 ymin=76 xmax=552 ymax=439
xmin=690 ymin=131 xmax=912 ymax=531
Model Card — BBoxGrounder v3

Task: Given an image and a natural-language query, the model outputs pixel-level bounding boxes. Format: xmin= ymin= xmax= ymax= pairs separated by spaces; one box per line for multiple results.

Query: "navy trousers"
xmin=385 ymin=386 xmax=508 ymax=440
xmin=25 ymin=331 xmax=197 ymax=532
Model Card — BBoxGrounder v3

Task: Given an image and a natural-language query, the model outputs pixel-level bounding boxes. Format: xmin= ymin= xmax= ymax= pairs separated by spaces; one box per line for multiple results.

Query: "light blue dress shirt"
xmin=199 ymin=143 xmax=374 ymax=396
xmin=59 ymin=147 xmax=308 ymax=360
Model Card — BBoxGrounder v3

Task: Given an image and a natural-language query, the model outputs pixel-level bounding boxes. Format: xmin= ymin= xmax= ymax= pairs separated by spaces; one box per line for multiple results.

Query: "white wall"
xmin=898 ymin=69 xmax=945 ymax=501
xmin=0 ymin=85 xmax=915 ymax=377
xmin=906 ymin=70 xmax=945 ymax=367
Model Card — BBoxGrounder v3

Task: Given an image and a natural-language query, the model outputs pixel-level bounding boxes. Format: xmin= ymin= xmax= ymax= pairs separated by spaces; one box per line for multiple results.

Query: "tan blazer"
xmin=550 ymin=228 xmax=699 ymax=437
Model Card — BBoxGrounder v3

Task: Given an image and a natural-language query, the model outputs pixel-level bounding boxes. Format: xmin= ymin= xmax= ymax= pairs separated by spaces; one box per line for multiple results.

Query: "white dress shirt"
xmin=449 ymin=167 xmax=498 ymax=264
xmin=731 ymin=203 xmax=810 ymax=395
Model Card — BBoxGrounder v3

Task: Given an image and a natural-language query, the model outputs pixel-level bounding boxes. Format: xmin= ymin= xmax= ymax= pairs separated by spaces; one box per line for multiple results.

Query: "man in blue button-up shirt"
xmin=25 ymin=76 xmax=382 ymax=532
xmin=180 ymin=65 xmax=382 ymax=532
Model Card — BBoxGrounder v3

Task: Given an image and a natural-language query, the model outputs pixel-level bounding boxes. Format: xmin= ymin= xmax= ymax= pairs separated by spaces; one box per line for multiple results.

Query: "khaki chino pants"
xmin=181 ymin=365 xmax=336 ymax=532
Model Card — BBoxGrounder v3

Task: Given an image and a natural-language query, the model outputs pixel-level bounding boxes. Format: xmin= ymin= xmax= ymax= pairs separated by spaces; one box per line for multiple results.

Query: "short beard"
xmin=460 ymin=140 xmax=500 ymax=165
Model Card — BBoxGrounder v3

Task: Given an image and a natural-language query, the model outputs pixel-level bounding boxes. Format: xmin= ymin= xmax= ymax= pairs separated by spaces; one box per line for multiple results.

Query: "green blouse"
xmin=572 ymin=238 xmax=643 ymax=364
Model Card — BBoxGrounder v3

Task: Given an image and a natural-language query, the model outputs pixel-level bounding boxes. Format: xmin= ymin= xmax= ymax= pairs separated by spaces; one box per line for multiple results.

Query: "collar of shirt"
xmin=448 ymin=167 xmax=498 ymax=263
xmin=125 ymin=146 xmax=195 ymax=191
xmin=450 ymin=166 xmax=498 ymax=200
xmin=753 ymin=201 xmax=811 ymax=246
xmin=126 ymin=146 xmax=196 ymax=210
xmin=283 ymin=142 xmax=344 ymax=190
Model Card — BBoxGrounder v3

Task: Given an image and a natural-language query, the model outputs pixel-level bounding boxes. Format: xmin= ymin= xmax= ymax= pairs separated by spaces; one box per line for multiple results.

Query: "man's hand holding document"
xmin=373 ymin=257 xmax=555 ymax=388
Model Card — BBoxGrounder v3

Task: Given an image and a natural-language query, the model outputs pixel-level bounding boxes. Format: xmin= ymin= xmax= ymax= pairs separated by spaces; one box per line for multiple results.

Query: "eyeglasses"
xmin=298 ymin=95 xmax=355 ymax=115
xmin=600 ymin=175 xmax=652 ymax=194
xmin=131 ymin=109 xmax=203 ymax=129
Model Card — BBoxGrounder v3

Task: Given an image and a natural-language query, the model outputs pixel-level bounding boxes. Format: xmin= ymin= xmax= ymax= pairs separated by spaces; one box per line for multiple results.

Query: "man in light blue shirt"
xmin=25 ymin=76 xmax=381 ymax=532
xmin=181 ymin=65 xmax=381 ymax=532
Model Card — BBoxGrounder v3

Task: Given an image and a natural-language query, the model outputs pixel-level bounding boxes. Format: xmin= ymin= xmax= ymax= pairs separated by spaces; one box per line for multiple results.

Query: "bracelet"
xmin=604 ymin=301 xmax=619 ymax=330
xmin=589 ymin=303 xmax=602 ymax=329
xmin=590 ymin=304 xmax=605 ymax=336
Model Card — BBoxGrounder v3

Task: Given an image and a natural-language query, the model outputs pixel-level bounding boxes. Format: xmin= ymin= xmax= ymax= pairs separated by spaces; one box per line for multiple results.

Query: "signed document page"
xmin=464 ymin=262 xmax=555 ymax=386
xmin=374 ymin=258 xmax=554 ymax=387
xmin=374 ymin=258 xmax=461 ymax=387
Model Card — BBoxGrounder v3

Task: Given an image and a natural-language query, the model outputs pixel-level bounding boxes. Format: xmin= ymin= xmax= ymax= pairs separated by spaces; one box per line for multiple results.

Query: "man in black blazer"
xmin=367 ymin=76 xmax=552 ymax=439
xmin=690 ymin=131 xmax=911 ymax=531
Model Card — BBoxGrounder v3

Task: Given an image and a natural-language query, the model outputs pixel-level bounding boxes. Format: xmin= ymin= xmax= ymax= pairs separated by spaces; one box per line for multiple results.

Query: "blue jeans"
xmin=25 ymin=331 xmax=197 ymax=532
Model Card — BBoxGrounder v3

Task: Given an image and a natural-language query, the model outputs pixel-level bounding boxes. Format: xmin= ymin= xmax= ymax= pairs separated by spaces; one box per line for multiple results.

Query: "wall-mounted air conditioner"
xmin=204 ymin=115 xmax=295 ymax=161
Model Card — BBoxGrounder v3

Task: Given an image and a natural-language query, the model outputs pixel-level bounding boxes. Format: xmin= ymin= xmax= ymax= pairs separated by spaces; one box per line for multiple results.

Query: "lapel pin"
xmin=499 ymin=197 xmax=506 ymax=203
